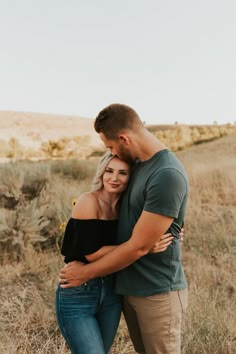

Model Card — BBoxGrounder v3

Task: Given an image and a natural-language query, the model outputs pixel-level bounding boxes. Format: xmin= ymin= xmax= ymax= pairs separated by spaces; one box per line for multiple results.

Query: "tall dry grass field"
xmin=177 ymin=135 xmax=236 ymax=354
xmin=0 ymin=134 xmax=235 ymax=354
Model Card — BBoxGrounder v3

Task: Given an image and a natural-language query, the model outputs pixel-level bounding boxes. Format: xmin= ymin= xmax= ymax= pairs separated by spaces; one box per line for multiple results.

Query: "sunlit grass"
xmin=0 ymin=134 xmax=235 ymax=353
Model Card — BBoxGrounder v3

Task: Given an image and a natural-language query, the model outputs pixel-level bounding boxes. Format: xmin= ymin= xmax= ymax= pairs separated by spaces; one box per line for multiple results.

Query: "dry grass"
xmin=0 ymin=249 xmax=69 ymax=354
xmin=0 ymin=134 xmax=236 ymax=353
xmin=177 ymin=135 xmax=236 ymax=354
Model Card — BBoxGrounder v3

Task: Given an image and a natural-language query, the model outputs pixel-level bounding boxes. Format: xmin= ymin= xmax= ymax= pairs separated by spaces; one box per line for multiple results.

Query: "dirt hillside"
xmin=0 ymin=111 xmax=100 ymax=149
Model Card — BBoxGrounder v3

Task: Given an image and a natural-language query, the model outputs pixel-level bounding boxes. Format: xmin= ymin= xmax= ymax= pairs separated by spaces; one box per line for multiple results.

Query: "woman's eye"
xmin=119 ymin=172 xmax=127 ymax=175
xmin=105 ymin=169 xmax=113 ymax=173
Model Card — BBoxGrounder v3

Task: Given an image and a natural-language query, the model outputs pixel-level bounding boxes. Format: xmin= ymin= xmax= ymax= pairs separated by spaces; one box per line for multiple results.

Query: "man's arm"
xmin=86 ymin=232 xmax=175 ymax=262
xmin=86 ymin=231 xmax=175 ymax=262
xmin=59 ymin=211 xmax=173 ymax=288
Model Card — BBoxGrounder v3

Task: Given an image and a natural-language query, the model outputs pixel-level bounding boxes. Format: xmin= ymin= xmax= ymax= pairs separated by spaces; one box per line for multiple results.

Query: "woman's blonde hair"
xmin=91 ymin=152 xmax=115 ymax=191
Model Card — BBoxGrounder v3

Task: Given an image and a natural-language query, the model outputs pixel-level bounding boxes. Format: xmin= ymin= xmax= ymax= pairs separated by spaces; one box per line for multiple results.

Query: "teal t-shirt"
xmin=115 ymin=149 xmax=189 ymax=296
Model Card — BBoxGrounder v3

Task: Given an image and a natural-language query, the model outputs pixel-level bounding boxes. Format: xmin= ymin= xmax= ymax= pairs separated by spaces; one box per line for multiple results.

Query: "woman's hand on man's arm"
xmin=149 ymin=227 xmax=185 ymax=254
xmin=149 ymin=233 xmax=173 ymax=253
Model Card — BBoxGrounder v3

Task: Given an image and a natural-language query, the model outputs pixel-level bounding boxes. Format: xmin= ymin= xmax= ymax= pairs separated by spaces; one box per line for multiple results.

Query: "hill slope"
xmin=0 ymin=111 xmax=100 ymax=149
xmin=0 ymin=111 xmax=235 ymax=160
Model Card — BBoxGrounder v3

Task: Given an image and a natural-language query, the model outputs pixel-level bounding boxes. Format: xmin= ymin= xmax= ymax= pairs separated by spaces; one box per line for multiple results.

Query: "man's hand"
xmin=59 ymin=261 xmax=88 ymax=288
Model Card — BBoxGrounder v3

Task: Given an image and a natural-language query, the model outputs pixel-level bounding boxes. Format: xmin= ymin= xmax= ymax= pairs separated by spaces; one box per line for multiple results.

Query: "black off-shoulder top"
xmin=61 ymin=218 xmax=118 ymax=263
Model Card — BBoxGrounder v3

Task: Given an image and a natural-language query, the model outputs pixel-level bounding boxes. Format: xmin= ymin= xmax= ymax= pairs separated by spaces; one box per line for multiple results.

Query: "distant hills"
xmin=0 ymin=111 xmax=235 ymax=160
xmin=0 ymin=111 xmax=100 ymax=149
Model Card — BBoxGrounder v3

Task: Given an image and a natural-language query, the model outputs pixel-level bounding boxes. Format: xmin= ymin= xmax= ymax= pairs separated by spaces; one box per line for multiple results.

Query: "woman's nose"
xmin=111 ymin=173 xmax=118 ymax=181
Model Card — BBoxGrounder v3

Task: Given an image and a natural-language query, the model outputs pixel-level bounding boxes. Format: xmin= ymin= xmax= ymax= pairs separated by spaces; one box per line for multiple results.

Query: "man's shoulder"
xmin=154 ymin=150 xmax=188 ymax=178
xmin=146 ymin=157 xmax=189 ymax=194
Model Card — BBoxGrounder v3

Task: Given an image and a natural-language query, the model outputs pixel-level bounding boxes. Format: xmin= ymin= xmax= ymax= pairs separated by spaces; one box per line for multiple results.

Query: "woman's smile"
xmin=102 ymin=157 xmax=131 ymax=193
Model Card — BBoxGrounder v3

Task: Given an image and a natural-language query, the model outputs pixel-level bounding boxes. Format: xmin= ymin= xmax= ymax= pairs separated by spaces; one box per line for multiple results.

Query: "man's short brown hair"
xmin=94 ymin=103 xmax=143 ymax=139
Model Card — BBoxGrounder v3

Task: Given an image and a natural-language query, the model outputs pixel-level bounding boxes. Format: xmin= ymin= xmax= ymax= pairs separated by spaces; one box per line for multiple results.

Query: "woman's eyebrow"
xmin=106 ymin=167 xmax=128 ymax=172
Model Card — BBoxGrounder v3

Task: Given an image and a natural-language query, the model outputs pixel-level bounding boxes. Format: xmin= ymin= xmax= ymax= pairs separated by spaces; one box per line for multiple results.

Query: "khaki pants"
xmin=122 ymin=289 xmax=188 ymax=354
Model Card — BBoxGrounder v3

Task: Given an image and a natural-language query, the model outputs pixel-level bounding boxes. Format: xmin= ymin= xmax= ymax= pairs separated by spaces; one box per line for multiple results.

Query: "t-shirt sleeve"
xmin=144 ymin=168 xmax=188 ymax=218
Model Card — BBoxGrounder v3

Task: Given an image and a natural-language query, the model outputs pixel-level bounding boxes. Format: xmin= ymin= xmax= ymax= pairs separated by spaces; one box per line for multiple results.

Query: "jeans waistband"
xmin=85 ymin=274 xmax=114 ymax=286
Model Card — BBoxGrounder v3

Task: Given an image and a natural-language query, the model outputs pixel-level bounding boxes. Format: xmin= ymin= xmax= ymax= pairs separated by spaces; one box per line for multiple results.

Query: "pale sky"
xmin=0 ymin=0 xmax=235 ymax=125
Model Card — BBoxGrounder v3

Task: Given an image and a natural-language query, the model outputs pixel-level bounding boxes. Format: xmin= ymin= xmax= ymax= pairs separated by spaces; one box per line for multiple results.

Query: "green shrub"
xmin=0 ymin=159 xmax=95 ymax=259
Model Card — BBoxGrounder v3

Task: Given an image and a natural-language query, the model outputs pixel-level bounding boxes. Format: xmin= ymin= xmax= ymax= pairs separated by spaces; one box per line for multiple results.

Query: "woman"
xmin=56 ymin=152 xmax=175 ymax=354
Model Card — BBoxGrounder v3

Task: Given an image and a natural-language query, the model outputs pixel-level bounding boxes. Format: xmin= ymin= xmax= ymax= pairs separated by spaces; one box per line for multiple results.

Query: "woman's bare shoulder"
xmin=72 ymin=192 xmax=99 ymax=219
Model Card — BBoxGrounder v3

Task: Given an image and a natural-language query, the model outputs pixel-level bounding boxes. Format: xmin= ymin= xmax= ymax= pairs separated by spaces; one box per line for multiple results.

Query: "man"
xmin=60 ymin=103 xmax=189 ymax=354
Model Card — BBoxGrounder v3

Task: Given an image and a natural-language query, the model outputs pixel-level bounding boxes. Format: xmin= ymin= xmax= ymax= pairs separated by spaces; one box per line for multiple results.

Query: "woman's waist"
xmin=85 ymin=274 xmax=115 ymax=286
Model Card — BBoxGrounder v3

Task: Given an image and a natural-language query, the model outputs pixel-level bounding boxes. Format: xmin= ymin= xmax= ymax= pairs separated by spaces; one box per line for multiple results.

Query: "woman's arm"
xmin=86 ymin=228 xmax=185 ymax=261
xmin=85 ymin=246 xmax=117 ymax=262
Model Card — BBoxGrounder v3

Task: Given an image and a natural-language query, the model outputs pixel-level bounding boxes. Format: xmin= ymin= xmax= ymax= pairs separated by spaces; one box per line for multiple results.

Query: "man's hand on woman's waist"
xmin=59 ymin=261 xmax=88 ymax=288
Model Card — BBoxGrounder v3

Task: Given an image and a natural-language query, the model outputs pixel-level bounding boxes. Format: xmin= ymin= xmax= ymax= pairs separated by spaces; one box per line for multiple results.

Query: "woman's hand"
xmin=149 ymin=233 xmax=174 ymax=253
xmin=179 ymin=227 xmax=184 ymax=244
xmin=149 ymin=227 xmax=185 ymax=253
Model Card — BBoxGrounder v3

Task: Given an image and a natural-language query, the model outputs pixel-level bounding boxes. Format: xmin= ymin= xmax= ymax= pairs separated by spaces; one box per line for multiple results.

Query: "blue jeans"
xmin=56 ymin=275 xmax=122 ymax=354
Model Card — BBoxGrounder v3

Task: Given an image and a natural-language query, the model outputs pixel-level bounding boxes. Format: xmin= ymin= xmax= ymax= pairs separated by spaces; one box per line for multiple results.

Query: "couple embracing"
xmin=56 ymin=103 xmax=189 ymax=354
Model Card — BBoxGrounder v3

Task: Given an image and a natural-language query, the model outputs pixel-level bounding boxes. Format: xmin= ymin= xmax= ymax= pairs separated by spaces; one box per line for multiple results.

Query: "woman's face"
xmin=103 ymin=157 xmax=130 ymax=194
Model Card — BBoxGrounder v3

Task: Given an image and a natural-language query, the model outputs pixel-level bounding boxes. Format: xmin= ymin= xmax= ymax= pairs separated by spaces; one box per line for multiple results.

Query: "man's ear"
xmin=118 ymin=134 xmax=130 ymax=145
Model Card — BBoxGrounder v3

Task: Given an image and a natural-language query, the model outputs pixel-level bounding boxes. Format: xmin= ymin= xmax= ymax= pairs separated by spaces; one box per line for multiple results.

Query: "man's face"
xmin=99 ymin=133 xmax=135 ymax=163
